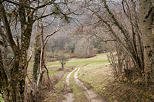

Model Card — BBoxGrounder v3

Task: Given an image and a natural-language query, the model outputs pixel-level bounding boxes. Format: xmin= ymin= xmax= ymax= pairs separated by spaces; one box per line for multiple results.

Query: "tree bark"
xmin=139 ymin=0 xmax=154 ymax=89
xmin=0 ymin=1 xmax=33 ymax=101
xmin=0 ymin=49 xmax=10 ymax=101
xmin=33 ymin=46 xmax=41 ymax=81
xmin=33 ymin=23 xmax=41 ymax=81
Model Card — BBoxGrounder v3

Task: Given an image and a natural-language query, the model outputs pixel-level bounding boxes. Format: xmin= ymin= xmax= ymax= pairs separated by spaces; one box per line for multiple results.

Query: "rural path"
xmin=62 ymin=67 xmax=106 ymax=102
xmin=62 ymin=68 xmax=77 ymax=102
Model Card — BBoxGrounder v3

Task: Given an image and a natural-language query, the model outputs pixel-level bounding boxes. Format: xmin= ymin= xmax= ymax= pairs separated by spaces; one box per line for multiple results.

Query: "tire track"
xmin=62 ymin=68 xmax=77 ymax=102
xmin=63 ymin=67 xmax=106 ymax=102
xmin=74 ymin=68 xmax=106 ymax=102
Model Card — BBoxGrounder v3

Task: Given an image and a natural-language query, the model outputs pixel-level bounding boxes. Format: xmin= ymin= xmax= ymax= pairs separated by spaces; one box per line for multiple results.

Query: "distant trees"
xmin=67 ymin=44 xmax=75 ymax=54
xmin=47 ymin=36 xmax=73 ymax=54
xmin=74 ymin=38 xmax=94 ymax=58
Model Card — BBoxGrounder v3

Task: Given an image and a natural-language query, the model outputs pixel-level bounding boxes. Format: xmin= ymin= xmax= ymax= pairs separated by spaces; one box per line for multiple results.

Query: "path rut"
xmin=62 ymin=68 xmax=77 ymax=102
xmin=74 ymin=68 xmax=105 ymax=102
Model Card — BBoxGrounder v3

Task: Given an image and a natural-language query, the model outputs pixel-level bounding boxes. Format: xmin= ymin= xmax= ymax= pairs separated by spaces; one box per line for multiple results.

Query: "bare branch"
xmin=0 ymin=2 xmax=17 ymax=52
xmin=28 ymin=0 xmax=55 ymax=17
xmin=145 ymin=7 xmax=154 ymax=19
xmin=44 ymin=27 xmax=61 ymax=45
xmin=42 ymin=17 xmax=55 ymax=28
xmin=34 ymin=12 xmax=58 ymax=21
xmin=87 ymin=7 xmax=132 ymax=58
xmin=3 ymin=0 xmax=34 ymax=9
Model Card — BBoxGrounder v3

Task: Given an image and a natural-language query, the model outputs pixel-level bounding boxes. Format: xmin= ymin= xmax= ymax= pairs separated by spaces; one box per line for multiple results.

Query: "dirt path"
xmin=62 ymin=68 xmax=77 ymax=102
xmin=63 ymin=67 xmax=106 ymax=102
xmin=66 ymin=68 xmax=77 ymax=86
xmin=74 ymin=68 xmax=106 ymax=102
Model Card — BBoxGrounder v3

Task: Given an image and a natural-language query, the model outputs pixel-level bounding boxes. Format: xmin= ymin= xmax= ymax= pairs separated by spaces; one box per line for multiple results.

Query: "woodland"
xmin=0 ymin=0 xmax=153 ymax=102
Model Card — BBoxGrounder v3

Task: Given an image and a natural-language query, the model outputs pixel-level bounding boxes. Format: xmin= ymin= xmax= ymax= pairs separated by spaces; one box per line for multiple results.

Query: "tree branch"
xmin=44 ymin=27 xmax=61 ymax=46
xmin=0 ymin=2 xmax=17 ymax=52
xmin=3 ymin=0 xmax=34 ymax=9
xmin=145 ymin=7 xmax=154 ymax=19
xmin=34 ymin=12 xmax=58 ymax=21
xmin=28 ymin=0 xmax=55 ymax=17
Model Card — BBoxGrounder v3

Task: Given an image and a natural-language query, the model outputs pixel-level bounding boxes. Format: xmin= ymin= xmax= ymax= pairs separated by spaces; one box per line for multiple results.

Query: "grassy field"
xmin=46 ymin=53 xmax=111 ymax=93
xmin=47 ymin=53 xmax=116 ymax=101
xmin=44 ymin=53 xmax=112 ymax=101
xmin=47 ymin=53 xmax=112 ymax=95
xmin=46 ymin=53 xmax=109 ymax=67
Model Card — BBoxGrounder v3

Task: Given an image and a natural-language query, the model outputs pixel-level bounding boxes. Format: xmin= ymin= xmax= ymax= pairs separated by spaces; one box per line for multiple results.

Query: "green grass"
xmin=75 ymin=53 xmax=153 ymax=102
xmin=0 ymin=97 xmax=4 ymax=102
xmin=46 ymin=53 xmax=109 ymax=67
xmin=78 ymin=64 xmax=113 ymax=93
xmin=49 ymin=69 xmax=60 ymax=76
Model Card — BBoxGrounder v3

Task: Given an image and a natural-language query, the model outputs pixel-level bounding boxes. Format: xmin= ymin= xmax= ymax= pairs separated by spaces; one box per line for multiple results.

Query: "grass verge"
xmin=48 ymin=68 xmax=60 ymax=76
xmin=55 ymin=72 xmax=69 ymax=91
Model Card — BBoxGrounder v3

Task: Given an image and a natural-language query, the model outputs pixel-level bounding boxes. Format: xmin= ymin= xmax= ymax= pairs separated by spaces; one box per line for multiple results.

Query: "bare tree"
xmin=58 ymin=54 xmax=68 ymax=70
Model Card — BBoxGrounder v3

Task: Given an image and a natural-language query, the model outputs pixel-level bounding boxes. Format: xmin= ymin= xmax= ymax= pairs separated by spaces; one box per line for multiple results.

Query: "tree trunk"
xmin=33 ymin=11 xmax=41 ymax=81
xmin=61 ymin=62 xmax=64 ymax=70
xmin=1 ymin=50 xmax=27 ymax=101
xmin=33 ymin=38 xmax=41 ymax=81
xmin=139 ymin=0 xmax=154 ymax=89
xmin=0 ymin=49 xmax=10 ymax=101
